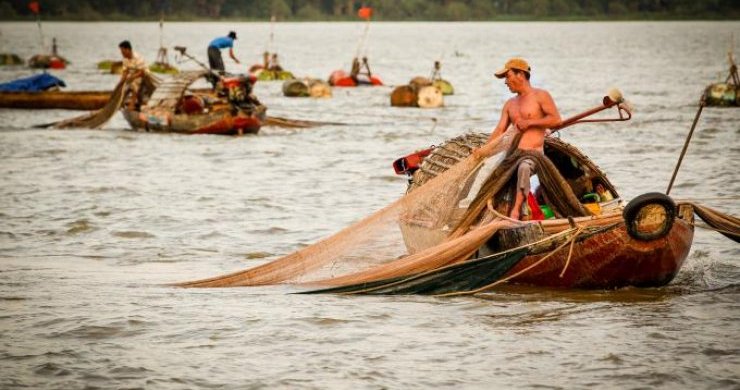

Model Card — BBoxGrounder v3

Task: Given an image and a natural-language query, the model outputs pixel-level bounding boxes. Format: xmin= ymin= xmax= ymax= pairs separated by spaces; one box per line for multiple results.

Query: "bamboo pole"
xmin=666 ymin=95 xmax=706 ymax=195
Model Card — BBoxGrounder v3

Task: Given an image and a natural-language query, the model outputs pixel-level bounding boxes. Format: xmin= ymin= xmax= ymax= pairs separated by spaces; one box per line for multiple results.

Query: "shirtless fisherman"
xmin=118 ymin=40 xmax=149 ymax=110
xmin=473 ymin=58 xmax=562 ymax=220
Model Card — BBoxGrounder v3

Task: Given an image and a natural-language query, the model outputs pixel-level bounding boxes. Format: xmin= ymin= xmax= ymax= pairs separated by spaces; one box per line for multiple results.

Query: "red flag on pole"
xmin=28 ymin=1 xmax=40 ymax=15
xmin=357 ymin=6 xmax=372 ymax=20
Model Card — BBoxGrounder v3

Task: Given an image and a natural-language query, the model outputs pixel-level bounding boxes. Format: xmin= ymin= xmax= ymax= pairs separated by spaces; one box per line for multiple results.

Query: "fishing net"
xmin=684 ymin=202 xmax=740 ymax=243
xmin=49 ymin=74 xmax=159 ymax=129
xmin=178 ymin=129 xmax=529 ymax=289
xmin=178 ymin=129 xmax=587 ymax=287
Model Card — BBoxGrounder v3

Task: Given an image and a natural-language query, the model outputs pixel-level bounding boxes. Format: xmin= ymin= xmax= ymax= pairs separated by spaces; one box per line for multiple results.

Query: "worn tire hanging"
xmin=623 ymin=192 xmax=677 ymax=241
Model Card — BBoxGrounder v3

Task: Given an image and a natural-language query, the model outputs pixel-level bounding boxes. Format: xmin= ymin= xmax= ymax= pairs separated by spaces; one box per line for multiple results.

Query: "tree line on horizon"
xmin=0 ymin=0 xmax=737 ymax=20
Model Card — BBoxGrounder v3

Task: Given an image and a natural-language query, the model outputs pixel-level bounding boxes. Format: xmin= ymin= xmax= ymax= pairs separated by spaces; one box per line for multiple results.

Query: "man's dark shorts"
xmin=208 ymin=46 xmax=224 ymax=73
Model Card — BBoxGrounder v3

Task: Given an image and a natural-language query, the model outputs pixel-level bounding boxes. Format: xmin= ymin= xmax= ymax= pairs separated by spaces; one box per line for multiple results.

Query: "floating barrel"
xmin=0 ymin=53 xmax=23 ymax=66
xmin=390 ymin=85 xmax=417 ymax=107
xmin=409 ymin=76 xmax=432 ymax=89
xmin=307 ymin=79 xmax=332 ymax=98
xmin=416 ymin=85 xmax=443 ymax=108
xmin=283 ymin=79 xmax=309 ymax=97
xmin=433 ymin=79 xmax=454 ymax=95
xmin=391 ymin=84 xmax=443 ymax=108
xmin=704 ymin=82 xmax=739 ymax=107
xmin=283 ymin=78 xmax=332 ymax=98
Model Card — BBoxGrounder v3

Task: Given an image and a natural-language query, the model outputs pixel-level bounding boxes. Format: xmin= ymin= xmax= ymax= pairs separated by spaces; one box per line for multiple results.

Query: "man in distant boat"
xmin=473 ymin=58 xmax=562 ymax=220
xmin=207 ymin=31 xmax=240 ymax=74
xmin=268 ymin=53 xmax=283 ymax=71
xmin=118 ymin=40 xmax=149 ymax=110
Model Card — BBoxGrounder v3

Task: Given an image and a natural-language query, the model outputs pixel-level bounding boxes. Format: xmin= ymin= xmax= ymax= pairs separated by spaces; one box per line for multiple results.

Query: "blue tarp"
xmin=0 ymin=73 xmax=66 ymax=92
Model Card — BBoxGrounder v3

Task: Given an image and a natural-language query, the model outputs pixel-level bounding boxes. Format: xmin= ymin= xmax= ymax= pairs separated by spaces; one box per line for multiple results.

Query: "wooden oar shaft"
xmin=552 ymin=100 xmax=616 ymax=131
xmin=666 ymin=97 xmax=705 ymax=195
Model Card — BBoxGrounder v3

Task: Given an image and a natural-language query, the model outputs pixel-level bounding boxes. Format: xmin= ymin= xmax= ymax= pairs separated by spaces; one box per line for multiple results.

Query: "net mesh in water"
xmin=177 ymin=129 xmax=524 ymax=288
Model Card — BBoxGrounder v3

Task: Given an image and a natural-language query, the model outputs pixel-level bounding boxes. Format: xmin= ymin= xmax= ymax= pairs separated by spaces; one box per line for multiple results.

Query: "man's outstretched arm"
xmin=229 ymin=48 xmax=240 ymax=64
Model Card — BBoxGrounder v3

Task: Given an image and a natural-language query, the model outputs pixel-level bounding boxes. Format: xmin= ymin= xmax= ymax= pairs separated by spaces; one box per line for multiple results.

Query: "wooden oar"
xmin=264 ymin=115 xmax=345 ymax=128
xmin=550 ymin=88 xmax=632 ymax=134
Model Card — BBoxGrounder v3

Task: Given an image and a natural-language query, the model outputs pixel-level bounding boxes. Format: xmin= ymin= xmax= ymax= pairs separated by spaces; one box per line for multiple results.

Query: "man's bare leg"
xmin=510 ymin=189 xmax=525 ymax=220
xmin=510 ymin=159 xmax=534 ymax=220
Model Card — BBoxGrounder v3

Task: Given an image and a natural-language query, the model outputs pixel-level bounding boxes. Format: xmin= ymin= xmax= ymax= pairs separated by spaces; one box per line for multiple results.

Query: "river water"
xmin=0 ymin=21 xmax=739 ymax=389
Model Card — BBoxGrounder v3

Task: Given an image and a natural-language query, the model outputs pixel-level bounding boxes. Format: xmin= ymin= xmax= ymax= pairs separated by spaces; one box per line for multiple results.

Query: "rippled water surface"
xmin=1 ymin=21 xmax=739 ymax=389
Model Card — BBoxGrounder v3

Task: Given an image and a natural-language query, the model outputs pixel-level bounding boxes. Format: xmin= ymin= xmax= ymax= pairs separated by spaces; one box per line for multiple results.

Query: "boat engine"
xmin=219 ymin=75 xmax=257 ymax=107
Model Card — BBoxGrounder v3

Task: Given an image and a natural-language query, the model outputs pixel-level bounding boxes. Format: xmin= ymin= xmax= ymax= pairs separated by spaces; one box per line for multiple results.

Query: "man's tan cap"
xmin=494 ymin=57 xmax=531 ymax=78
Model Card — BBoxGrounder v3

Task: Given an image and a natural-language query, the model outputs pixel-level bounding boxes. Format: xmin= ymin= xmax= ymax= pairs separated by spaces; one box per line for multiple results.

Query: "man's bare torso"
xmin=507 ymin=88 xmax=550 ymax=151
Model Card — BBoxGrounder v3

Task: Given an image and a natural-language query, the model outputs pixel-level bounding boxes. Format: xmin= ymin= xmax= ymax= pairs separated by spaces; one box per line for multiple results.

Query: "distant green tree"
xmin=469 ymin=0 xmax=496 ymax=19
xmin=0 ymin=2 xmax=15 ymax=18
xmin=445 ymin=1 xmax=471 ymax=20
xmin=511 ymin=0 xmax=533 ymax=15
xmin=551 ymin=0 xmax=577 ymax=16
xmin=296 ymin=3 xmax=322 ymax=19
xmin=531 ymin=0 xmax=549 ymax=16
xmin=607 ymin=1 xmax=628 ymax=15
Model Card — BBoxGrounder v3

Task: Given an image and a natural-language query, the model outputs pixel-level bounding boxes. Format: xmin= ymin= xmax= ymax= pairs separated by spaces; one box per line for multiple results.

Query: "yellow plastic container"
xmin=584 ymin=202 xmax=602 ymax=215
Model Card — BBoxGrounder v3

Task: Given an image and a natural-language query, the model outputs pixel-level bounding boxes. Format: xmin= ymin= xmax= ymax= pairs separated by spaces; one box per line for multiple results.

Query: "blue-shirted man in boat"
xmin=207 ymin=31 xmax=240 ymax=74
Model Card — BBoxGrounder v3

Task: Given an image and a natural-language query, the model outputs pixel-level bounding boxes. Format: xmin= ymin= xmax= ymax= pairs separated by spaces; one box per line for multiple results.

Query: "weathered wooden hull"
xmin=504 ymin=214 xmax=694 ymax=289
xmin=122 ymin=109 xmax=262 ymax=135
xmin=0 ymin=91 xmax=111 ymax=110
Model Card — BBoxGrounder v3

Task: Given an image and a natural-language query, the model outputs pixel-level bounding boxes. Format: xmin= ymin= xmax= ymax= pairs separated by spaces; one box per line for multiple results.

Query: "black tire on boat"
xmin=623 ymin=192 xmax=676 ymax=241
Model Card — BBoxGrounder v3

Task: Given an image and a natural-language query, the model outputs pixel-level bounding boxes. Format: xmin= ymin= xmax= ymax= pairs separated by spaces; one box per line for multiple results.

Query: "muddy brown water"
xmin=1 ymin=21 xmax=738 ymax=389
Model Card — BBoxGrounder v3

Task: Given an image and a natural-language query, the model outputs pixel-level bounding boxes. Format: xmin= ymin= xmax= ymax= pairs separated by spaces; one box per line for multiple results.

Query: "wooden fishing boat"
xmin=0 ymin=53 xmax=24 ymax=66
xmin=122 ymin=71 xmax=265 ymax=135
xmin=28 ymin=54 xmax=67 ymax=69
xmin=383 ymin=133 xmax=694 ymax=291
xmin=179 ymin=91 xmax=736 ymax=294
xmin=328 ymin=57 xmax=383 ymax=87
xmin=705 ymin=51 xmax=739 ymax=107
xmin=255 ymin=69 xmax=295 ymax=81
xmin=329 ymin=70 xmax=382 ymax=87
xmin=249 ymin=51 xmax=295 ymax=81
xmin=0 ymin=90 xmax=110 ymax=110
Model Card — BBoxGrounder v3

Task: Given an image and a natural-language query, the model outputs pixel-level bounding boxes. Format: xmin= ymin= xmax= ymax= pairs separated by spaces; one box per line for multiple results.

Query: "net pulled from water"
xmin=40 ymin=74 xmax=159 ymax=129
xmin=683 ymin=202 xmax=740 ymax=243
xmin=177 ymin=128 xmax=586 ymax=289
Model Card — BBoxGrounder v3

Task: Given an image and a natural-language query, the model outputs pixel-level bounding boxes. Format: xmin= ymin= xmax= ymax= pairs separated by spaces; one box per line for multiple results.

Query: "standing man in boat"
xmin=207 ymin=31 xmax=240 ymax=75
xmin=118 ymin=40 xmax=149 ymax=110
xmin=473 ymin=58 xmax=562 ymax=220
